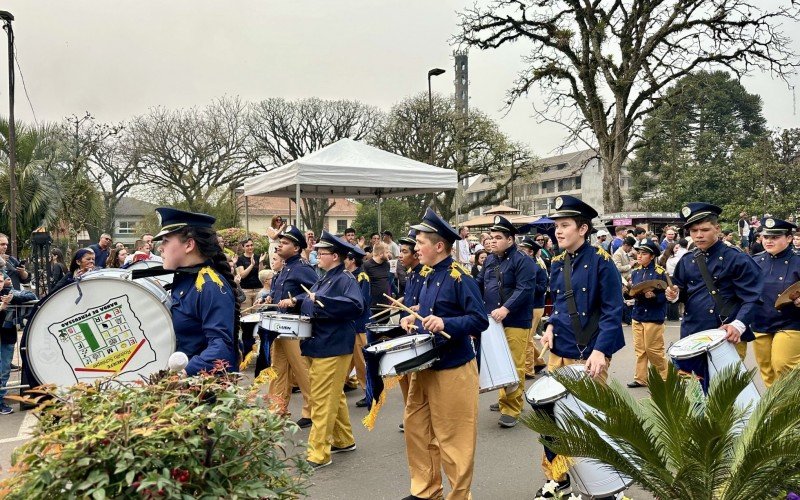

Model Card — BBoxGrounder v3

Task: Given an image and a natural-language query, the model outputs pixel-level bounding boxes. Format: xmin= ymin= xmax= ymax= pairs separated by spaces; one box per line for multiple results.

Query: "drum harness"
xmin=691 ymin=248 xmax=735 ymax=324
xmin=562 ymin=253 xmax=600 ymax=360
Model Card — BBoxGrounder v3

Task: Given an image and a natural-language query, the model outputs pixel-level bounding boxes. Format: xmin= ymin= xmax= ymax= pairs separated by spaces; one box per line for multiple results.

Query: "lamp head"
xmin=428 ymin=68 xmax=445 ymax=77
xmin=0 ymin=11 xmax=14 ymax=22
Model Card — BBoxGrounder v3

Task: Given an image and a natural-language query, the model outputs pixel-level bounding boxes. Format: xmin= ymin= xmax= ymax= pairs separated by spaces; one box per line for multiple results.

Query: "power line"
xmin=12 ymin=42 xmax=37 ymax=125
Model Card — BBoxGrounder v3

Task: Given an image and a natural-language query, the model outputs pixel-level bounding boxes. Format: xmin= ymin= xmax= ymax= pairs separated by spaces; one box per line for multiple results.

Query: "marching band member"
xmin=280 ymin=231 xmax=364 ymax=469
xmin=476 ymin=215 xmax=536 ymax=428
xmin=154 ymin=208 xmax=239 ymax=375
xmin=626 ymin=240 xmax=669 ymax=388
xmin=397 ymin=229 xmax=425 ymax=405
xmin=518 ymin=236 xmax=549 ymax=378
xmin=400 ymin=208 xmax=488 ymax=500
xmin=665 ymin=203 xmax=762 ymax=360
xmin=538 ymin=195 xmax=625 ymax=497
xmin=751 ymin=217 xmax=800 ymax=387
xmin=344 ymin=245 xmax=371 ymax=407
xmin=268 ymin=225 xmax=318 ymax=428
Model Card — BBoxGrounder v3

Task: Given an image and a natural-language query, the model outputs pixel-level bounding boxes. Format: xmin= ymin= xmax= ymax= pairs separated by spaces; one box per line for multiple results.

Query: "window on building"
xmin=336 ymin=220 xmax=348 ymax=234
xmin=537 ymin=199 xmax=549 ymax=210
xmin=118 ymin=221 xmax=135 ymax=235
xmin=541 ymin=180 xmax=555 ymax=193
xmin=556 ymin=163 xmax=566 ymax=170
xmin=575 ymin=176 xmax=582 ymax=189
xmin=557 ymin=178 xmax=570 ymax=191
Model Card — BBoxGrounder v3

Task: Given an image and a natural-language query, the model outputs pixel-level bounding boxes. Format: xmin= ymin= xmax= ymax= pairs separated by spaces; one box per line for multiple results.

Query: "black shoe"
xmin=291 ymin=386 xmax=301 ymax=394
xmin=10 ymin=363 xmax=20 ymax=371
xmin=535 ymin=476 xmax=571 ymax=497
xmin=331 ymin=443 xmax=356 ymax=454
xmin=295 ymin=417 xmax=312 ymax=428
xmin=306 ymin=459 xmax=332 ymax=469
xmin=627 ymin=381 xmax=646 ymax=388
xmin=498 ymin=414 xmax=518 ymax=428
xmin=534 ymin=364 xmax=546 ymax=374
xmin=525 ymin=373 xmax=536 ymax=380
xmin=355 ymin=397 xmax=368 ymax=408
xmin=489 ymin=403 xmax=499 ymax=412
xmin=400 ymin=496 xmax=426 ymax=500
xmin=343 ymin=384 xmax=358 ymax=393
xmin=398 ymin=422 xmax=404 ymax=432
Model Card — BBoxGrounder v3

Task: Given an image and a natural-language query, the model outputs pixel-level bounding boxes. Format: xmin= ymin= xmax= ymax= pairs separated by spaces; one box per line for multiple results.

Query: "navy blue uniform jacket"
xmin=476 ymin=244 xmax=536 ymax=328
xmin=630 ymin=262 xmax=668 ymax=324
xmin=751 ymin=247 xmax=800 ymax=333
xmin=269 ymin=254 xmax=318 ymax=314
xmin=672 ymin=240 xmax=762 ymax=341
xmin=414 ymin=257 xmax=488 ymax=370
xmin=548 ymin=243 xmax=625 ymax=359
xmin=532 ymin=257 xmax=548 ymax=309
xmin=354 ymin=267 xmax=371 ymax=334
xmin=298 ymin=264 xmax=364 ymax=358
xmin=171 ymin=265 xmax=238 ymax=375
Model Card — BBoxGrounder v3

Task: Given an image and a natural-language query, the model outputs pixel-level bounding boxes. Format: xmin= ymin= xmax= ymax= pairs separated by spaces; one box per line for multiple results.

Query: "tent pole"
xmin=295 ymin=183 xmax=301 ymax=229
xmin=377 ymin=197 xmax=382 ymax=233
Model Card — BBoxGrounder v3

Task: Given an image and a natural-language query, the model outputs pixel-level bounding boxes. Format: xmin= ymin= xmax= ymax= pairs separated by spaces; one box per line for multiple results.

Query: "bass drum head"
xmin=668 ymin=329 xmax=726 ymax=360
xmin=82 ymin=267 xmax=170 ymax=306
xmin=127 ymin=260 xmax=173 ymax=287
xmin=26 ymin=277 xmax=175 ymax=386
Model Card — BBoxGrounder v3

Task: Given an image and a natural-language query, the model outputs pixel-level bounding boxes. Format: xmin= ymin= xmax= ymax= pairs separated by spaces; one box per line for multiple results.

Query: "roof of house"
xmin=484 ymin=205 xmax=520 ymax=214
xmin=240 ymin=195 xmax=358 ymax=217
xmin=115 ymin=197 xmax=158 ymax=217
xmin=466 ymin=148 xmax=599 ymax=194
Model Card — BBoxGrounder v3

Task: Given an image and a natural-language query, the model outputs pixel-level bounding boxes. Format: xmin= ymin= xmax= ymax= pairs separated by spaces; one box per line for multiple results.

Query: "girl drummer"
xmin=154 ymin=207 xmax=239 ymax=375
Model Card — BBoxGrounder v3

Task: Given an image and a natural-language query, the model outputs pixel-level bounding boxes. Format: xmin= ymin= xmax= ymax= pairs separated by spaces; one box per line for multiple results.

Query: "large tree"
xmin=129 ymin=96 xmax=255 ymax=213
xmin=458 ymin=0 xmax=799 ymax=213
xmin=247 ymin=97 xmax=383 ymax=236
xmin=628 ymin=70 xmax=766 ymax=211
xmin=371 ymin=93 xmax=536 ymax=221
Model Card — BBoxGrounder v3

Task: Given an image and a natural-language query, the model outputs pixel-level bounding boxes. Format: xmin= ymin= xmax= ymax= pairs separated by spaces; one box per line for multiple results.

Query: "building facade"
xmin=239 ymin=195 xmax=358 ymax=236
xmin=464 ymin=149 xmax=632 ymax=217
xmin=113 ymin=197 xmax=158 ymax=245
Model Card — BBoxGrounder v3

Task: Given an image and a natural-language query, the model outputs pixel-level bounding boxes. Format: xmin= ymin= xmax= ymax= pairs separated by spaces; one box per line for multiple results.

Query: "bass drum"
xmin=127 ymin=260 xmax=173 ymax=288
xmin=81 ymin=268 xmax=170 ymax=307
xmin=25 ymin=277 xmax=175 ymax=386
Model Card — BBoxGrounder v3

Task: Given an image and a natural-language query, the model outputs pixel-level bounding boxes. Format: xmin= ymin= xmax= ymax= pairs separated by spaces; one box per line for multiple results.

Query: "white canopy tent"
xmin=243 ymin=138 xmax=458 ymax=231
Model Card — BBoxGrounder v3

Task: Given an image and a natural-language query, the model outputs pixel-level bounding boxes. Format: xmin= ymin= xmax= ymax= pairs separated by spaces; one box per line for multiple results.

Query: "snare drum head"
xmin=668 ymin=329 xmax=726 ymax=359
xmin=26 ymin=277 xmax=175 ymax=386
xmin=365 ymin=334 xmax=432 ymax=353
xmin=241 ymin=313 xmax=261 ymax=323
xmin=526 ymin=375 xmax=567 ymax=405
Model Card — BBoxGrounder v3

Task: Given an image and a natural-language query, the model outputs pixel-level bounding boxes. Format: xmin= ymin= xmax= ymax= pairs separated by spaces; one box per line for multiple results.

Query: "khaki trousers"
xmin=307 ymin=355 xmax=356 ymax=464
xmin=631 ymin=320 xmax=668 ymax=385
xmin=525 ymin=308 xmax=546 ymax=376
xmin=268 ymin=339 xmax=311 ymax=419
xmin=242 ymin=288 xmax=259 ymax=309
xmin=753 ymin=330 xmax=800 ymax=387
xmin=405 ymin=360 xmax=478 ymax=500
xmin=498 ymin=326 xmax=529 ymax=418
xmin=541 ymin=353 xmax=610 ymax=482
xmin=348 ymin=333 xmax=368 ymax=389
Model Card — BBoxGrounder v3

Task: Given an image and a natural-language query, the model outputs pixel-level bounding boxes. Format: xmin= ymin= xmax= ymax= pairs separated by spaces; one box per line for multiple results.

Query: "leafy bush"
xmin=217 ymin=228 xmax=270 ymax=255
xmin=0 ymin=367 xmax=311 ymax=499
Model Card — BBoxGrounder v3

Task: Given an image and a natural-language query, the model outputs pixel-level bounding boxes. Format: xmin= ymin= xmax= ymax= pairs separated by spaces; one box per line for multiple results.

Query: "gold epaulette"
xmin=552 ymin=252 xmax=565 ymax=263
xmin=419 ymin=265 xmax=433 ymax=277
xmin=194 ymin=266 xmax=225 ymax=292
xmin=449 ymin=262 xmax=464 ymax=282
xmin=358 ymin=271 xmax=369 ymax=283
xmin=596 ymin=246 xmax=612 ymax=261
xmin=655 ymin=265 xmax=666 ymax=275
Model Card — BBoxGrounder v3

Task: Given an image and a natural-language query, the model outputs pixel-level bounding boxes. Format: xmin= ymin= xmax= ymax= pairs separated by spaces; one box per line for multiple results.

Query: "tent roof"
xmin=243 ymin=138 xmax=458 ymax=198
xmin=484 ymin=205 xmax=520 ymax=214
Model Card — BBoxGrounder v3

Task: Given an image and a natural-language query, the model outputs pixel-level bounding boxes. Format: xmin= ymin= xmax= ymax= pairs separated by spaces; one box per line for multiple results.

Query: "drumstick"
xmin=300 ymin=284 xmax=325 ymax=308
xmin=241 ymin=303 xmax=279 ymax=314
xmin=537 ymin=343 xmax=550 ymax=361
xmin=369 ymin=307 xmax=401 ymax=320
xmin=383 ymin=293 xmax=451 ymax=340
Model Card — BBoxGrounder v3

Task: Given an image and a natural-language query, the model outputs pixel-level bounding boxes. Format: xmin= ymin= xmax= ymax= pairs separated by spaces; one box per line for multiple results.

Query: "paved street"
xmin=0 ymin=321 xmax=766 ymax=499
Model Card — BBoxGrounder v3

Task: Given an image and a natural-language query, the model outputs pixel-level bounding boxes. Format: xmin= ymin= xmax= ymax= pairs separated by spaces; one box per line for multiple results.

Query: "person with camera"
xmin=0 ymin=233 xmax=30 ymax=415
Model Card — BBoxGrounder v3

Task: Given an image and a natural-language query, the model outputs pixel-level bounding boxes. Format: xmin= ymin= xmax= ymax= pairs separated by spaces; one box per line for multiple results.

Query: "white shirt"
xmin=454 ymin=239 xmax=471 ymax=265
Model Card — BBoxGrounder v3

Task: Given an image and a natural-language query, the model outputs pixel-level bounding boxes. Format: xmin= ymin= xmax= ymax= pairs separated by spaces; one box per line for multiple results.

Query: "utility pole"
xmin=0 ymin=11 xmax=17 ymax=255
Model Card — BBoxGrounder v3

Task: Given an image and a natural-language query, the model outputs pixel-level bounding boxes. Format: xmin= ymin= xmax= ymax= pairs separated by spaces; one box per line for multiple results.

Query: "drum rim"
xmin=270 ymin=313 xmax=311 ymax=321
xmin=365 ymin=333 xmax=433 ymax=354
xmin=25 ymin=277 xmax=176 ymax=386
xmin=82 ymin=268 xmax=169 ymax=300
xmin=668 ymin=329 xmax=727 ymax=359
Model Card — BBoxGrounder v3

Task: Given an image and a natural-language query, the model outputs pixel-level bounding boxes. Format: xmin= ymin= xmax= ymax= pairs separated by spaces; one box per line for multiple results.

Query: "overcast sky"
xmin=0 ymin=0 xmax=798 ymax=157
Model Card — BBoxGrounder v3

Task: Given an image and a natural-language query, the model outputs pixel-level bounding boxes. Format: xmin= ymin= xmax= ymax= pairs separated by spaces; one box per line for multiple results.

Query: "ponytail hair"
xmin=175 ymin=225 xmax=242 ymax=364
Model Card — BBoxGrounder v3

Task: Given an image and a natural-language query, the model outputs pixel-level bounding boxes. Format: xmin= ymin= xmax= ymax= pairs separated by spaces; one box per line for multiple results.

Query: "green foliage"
xmin=352 ymin=199 xmax=420 ymax=240
xmin=0 ymin=369 xmax=311 ymax=499
xmin=216 ymin=227 xmax=268 ymax=253
xmin=629 ymin=71 xmax=767 ymax=212
xmin=521 ymin=364 xmax=800 ymax=499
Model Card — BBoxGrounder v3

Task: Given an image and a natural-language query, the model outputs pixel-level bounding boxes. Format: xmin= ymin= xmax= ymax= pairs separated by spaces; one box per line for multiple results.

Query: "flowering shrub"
xmin=0 ymin=367 xmax=311 ymax=499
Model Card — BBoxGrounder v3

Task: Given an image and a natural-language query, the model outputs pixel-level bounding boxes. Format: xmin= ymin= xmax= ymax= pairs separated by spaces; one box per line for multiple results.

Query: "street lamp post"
xmin=0 ymin=10 xmax=17 ymax=256
xmin=427 ymin=68 xmax=445 ymax=166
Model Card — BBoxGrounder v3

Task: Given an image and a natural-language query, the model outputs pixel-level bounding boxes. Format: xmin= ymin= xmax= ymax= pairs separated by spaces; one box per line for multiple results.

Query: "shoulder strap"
xmin=562 ymin=253 xmax=600 ymax=348
xmin=692 ymin=249 xmax=734 ymax=319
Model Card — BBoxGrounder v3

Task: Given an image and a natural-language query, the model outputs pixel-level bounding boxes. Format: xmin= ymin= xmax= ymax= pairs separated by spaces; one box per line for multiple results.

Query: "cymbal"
xmin=628 ymin=279 xmax=668 ymax=297
xmin=775 ymin=281 xmax=800 ymax=309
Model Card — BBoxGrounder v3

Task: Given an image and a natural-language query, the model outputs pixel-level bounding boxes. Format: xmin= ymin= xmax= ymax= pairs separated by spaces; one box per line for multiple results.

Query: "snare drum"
xmin=668 ymin=329 xmax=760 ymax=416
xmin=364 ymin=334 xmax=436 ymax=377
xmin=525 ymin=365 xmax=633 ymax=497
xmin=479 ymin=317 xmax=520 ymax=393
xmin=365 ymin=322 xmax=405 ymax=341
xmin=264 ymin=313 xmax=312 ymax=339
xmin=25 ymin=277 xmax=175 ymax=386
